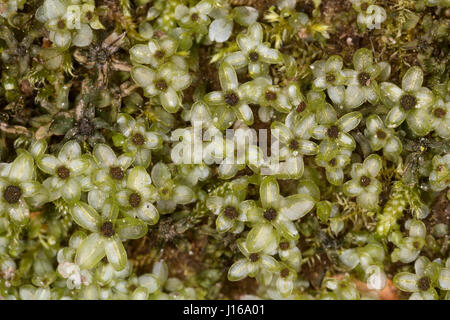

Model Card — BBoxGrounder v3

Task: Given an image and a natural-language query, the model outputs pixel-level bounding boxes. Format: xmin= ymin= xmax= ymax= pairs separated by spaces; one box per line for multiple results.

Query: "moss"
xmin=0 ymin=0 xmax=448 ymax=301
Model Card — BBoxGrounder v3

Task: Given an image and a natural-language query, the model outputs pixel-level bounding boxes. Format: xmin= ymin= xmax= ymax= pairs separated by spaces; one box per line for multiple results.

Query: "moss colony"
xmin=0 ymin=0 xmax=449 ymax=300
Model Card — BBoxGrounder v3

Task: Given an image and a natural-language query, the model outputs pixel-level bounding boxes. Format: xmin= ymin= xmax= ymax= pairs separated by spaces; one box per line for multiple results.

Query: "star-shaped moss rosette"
xmin=174 ymin=0 xmax=213 ymax=36
xmin=115 ymin=166 xmax=160 ymax=226
xmin=311 ymin=55 xmax=347 ymax=105
xmin=131 ymin=62 xmax=192 ymax=113
xmin=224 ymin=22 xmax=283 ymax=79
xmin=204 ymin=126 xmax=264 ymax=179
xmin=389 ymin=219 xmax=426 ymax=264
xmin=342 ymin=154 xmax=383 ymax=210
xmin=342 ymin=48 xmax=383 ymax=109
xmin=350 ymin=0 xmax=387 ymax=31
xmin=150 ymin=162 xmax=195 ymax=214
xmin=227 ymin=238 xmax=280 ymax=283
xmin=35 ymin=0 xmax=103 ymax=49
xmin=394 ymin=256 xmax=450 ymax=300
xmin=429 ymin=97 xmax=450 ymax=139
xmin=130 ymin=35 xmax=181 ymax=69
xmin=284 ymin=90 xmax=338 ymax=132
xmin=0 ymin=151 xmax=48 ymax=226
xmin=257 ymin=80 xmax=292 ymax=113
xmin=271 ymin=263 xmax=298 ymax=297
xmin=70 ymin=200 xmax=147 ymax=271
xmin=311 ymin=111 xmax=363 ymax=152
xmin=37 ymin=140 xmax=89 ymax=204
xmin=269 ymin=113 xmax=318 ymax=179
xmin=315 ymin=147 xmax=352 ymax=186
xmin=340 ymin=242 xmax=385 ymax=274
xmin=428 ymin=153 xmax=450 ymax=192
xmin=380 ymin=66 xmax=435 ymax=135
xmin=244 ymin=177 xmax=316 ymax=252
xmin=91 ymin=143 xmax=133 ymax=194
xmin=204 ymin=62 xmax=255 ymax=125
xmin=364 ymin=114 xmax=402 ymax=162
xmin=114 ymin=113 xmax=162 ymax=168
xmin=170 ymin=125 xmax=212 ymax=165
xmin=208 ymin=5 xmax=258 ymax=44
xmin=206 ymin=192 xmax=249 ymax=234
xmin=340 ymin=242 xmax=387 ymax=291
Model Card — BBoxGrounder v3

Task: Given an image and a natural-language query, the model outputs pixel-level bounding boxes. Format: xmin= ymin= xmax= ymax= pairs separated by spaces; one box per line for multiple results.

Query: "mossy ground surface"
xmin=0 ymin=0 xmax=448 ymax=300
